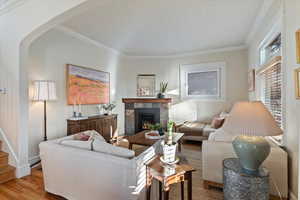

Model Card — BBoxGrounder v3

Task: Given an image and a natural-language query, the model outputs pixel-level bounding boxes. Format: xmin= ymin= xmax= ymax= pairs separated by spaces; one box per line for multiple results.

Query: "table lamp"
xmin=222 ymin=101 xmax=282 ymax=174
xmin=33 ymin=80 xmax=57 ymax=141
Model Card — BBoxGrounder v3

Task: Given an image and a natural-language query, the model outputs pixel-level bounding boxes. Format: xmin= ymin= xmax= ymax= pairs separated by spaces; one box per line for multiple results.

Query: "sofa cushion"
xmin=219 ymin=111 xmax=230 ymax=119
xmin=86 ymin=130 xmax=106 ymax=142
xmin=92 ymin=138 xmax=135 ymax=159
xmin=177 ymin=121 xmax=205 ymax=135
xmin=60 ymin=140 xmax=93 ymax=150
xmin=203 ymin=125 xmax=217 ymax=137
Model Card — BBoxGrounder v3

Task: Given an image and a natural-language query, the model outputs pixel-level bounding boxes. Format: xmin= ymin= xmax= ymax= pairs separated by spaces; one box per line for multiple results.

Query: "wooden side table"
xmin=146 ymin=155 xmax=195 ymax=200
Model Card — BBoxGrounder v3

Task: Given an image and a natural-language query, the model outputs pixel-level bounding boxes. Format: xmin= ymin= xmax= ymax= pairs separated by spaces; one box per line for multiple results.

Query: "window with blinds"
xmin=258 ymin=56 xmax=282 ymax=127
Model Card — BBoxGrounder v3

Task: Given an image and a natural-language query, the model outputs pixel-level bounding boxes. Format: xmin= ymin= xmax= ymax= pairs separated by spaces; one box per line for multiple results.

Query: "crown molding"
xmin=0 ymin=0 xmax=28 ymax=16
xmin=124 ymin=45 xmax=248 ymax=59
xmin=56 ymin=26 xmax=247 ymax=59
xmin=246 ymin=0 xmax=282 ymax=44
xmin=55 ymin=26 xmax=122 ymax=56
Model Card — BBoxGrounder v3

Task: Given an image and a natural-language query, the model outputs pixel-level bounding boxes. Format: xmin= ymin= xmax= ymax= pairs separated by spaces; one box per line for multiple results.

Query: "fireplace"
xmin=135 ymin=108 xmax=160 ymax=132
xmin=123 ymin=98 xmax=171 ymax=135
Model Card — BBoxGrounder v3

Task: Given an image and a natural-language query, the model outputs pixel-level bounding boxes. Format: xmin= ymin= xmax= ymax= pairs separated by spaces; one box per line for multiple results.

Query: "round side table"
xmin=223 ymin=158 xmax=269 ymax=200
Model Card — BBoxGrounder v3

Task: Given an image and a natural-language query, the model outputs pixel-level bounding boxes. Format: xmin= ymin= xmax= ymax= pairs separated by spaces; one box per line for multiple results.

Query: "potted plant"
xmin=162 ymin=121 xmax=177 ymax=163
xmin=149 ymin=123 xmax=164 ymax=136
xmin=157 ymin=82 xmax=168 ymax=98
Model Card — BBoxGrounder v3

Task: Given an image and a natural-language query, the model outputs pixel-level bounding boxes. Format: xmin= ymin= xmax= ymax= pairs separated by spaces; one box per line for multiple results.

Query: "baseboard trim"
xmin=29 ymin=156 xmax=40 ymax=166
xmin=289 ymin=191 xmax=297 ymax=200
xmin=16 ymin=163 xmax=30 ymax=178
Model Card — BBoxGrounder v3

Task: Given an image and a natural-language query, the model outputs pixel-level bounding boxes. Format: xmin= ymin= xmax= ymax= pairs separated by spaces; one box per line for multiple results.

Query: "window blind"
xmin=259 ymin=57 xmax=282 ymax=127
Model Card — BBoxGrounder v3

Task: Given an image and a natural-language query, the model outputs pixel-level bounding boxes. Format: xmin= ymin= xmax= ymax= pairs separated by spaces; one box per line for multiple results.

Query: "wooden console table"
xmin=67 ymin=114 xmax=117 ymax=141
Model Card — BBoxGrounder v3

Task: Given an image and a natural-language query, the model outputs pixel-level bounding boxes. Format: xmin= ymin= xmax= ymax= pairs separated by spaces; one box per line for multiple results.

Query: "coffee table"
xmin=146 ymin=154 xmax=195 ymax=200
xmin=124 ymin=130 xmax=184 ymax=152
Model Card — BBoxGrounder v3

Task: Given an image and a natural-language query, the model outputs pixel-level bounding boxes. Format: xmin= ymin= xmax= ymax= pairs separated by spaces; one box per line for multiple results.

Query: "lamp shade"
xmin=33 ymin=80 xmax=57 ymax=101
xmin=222 ymin=101 xmax=282 ymax=136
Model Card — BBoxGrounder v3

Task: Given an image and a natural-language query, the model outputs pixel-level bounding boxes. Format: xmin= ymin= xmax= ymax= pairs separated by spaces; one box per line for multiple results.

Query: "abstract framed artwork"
xmin=294 ymin=67 xmax=300 ymax=99
xmin=296 ymin=30 xmax=300 ymax=63
xmin=137 ymin=74 xmax=156 ymax=97
xmin=66 ymin=64 xmax=110 ymax=105
xmin=248 ymin=69 xmax=255 ymax=92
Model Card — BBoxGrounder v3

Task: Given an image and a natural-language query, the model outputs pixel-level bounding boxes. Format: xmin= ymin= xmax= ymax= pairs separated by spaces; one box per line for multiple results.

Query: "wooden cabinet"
xmin=67 ymin=114 xmax=117 ymax=141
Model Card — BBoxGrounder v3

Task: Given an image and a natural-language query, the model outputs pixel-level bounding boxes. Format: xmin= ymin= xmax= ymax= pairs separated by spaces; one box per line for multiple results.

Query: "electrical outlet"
xmin=0 ymin=88 xmax=7 ymax=94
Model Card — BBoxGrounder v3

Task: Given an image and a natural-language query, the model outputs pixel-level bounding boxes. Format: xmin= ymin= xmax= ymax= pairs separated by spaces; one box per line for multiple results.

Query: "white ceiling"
xmin=63 ymin=0 xmax=263 ymax=56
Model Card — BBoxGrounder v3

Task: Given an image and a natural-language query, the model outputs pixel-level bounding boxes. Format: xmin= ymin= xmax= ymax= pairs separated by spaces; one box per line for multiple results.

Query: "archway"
xmin=0 ymin=0 xmax=112 ymax=177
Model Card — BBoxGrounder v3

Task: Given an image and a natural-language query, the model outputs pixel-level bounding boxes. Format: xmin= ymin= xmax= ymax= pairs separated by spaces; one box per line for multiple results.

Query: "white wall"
xmin=28 ymin=28 xmax=122 ymax=162
xmin=248 ymin=0 xmax=299 ymax=197
xmin=120 ymin=49 xmax=249 ymax=123
xmin=283 ymin=0 xmax=300 ymax=198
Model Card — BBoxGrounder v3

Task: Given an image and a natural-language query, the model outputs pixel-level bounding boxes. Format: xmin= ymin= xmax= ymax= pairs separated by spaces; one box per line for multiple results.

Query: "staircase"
xmin=0 ymin=140 xmax=15 ymax=184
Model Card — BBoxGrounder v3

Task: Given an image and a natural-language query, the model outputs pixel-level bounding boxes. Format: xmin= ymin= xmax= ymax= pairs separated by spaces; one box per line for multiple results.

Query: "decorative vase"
xmin=232 ymin=135 xmax=270 ymax=174
xmin=162 ymin=141 xmax=177 ymax=163
xmin=157 ymin=93 xmax=165 ymax=98
xmin=158 ymin=128 xmax=164 ymax=136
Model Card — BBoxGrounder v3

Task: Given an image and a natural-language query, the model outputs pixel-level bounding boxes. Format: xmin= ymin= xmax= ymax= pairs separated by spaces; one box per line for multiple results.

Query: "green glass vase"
xmin=232 ymin=135 xmax=270 ymax=174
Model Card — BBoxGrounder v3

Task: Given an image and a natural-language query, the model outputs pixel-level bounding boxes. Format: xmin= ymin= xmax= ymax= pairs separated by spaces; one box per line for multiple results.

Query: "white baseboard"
xmin=16 ymin=163 xmax=30 ymax=178
xmin=29 ymin=155 xmax=40 ymax=166
xmin=289 ymin=191 xmax=297 ymax=200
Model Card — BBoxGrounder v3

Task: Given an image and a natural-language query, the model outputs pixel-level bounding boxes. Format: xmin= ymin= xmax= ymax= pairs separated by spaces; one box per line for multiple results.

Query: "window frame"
xmin=257 ymin=25 xmax=284 ymax=146
xmin=180 ymin=62 xmax=226 ymax=101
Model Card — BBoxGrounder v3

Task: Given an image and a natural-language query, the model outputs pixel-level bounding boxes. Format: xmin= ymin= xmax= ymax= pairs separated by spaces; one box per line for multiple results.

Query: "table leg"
xmin=146 ymin=184 xmax=151 ymax=200
xmin=129 ymin=143 xmax=133 ymax=150
xmin=164 ymin=190 xmax=169 ymax=200
xmin=159 ymin=182 xmax=162 ymax=200
xmin=179 ymin=141 xmax=182 ymax=152
xmin=187 ymin=172 xmax=192 ymax=200
xmin=181 ymin=181 xmax=185 ymax=200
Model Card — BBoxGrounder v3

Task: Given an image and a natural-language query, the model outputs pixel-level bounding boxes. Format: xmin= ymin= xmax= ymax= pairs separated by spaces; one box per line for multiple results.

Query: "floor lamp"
xmin=31 ymin=80 xmax=57 ymax=167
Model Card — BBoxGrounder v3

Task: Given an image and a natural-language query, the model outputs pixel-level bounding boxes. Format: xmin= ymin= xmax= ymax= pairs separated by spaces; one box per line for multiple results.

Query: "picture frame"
xmin=66 ymin=64 xmax=110 ymax=105
xmin=294 ymin=67 xmax=300 ymax=99
xmin=248 ymin=69 xmax=255 ymax=92
xmin=137 ymin=74 xmax=156 ymax=97
xmin=296 ymin=30 xmax=300 ymax=63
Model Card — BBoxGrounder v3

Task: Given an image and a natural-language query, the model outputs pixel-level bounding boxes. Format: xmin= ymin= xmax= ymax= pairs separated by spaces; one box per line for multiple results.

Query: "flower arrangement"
xmin=102 ymin=103 xmax=116 ymax=115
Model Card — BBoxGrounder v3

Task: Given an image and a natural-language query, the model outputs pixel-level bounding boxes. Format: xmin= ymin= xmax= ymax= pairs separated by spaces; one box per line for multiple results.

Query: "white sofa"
xmin=39 ymin=134 xmax=161 ymax=200
xmin=202 ymin=132 xmax=288 ymax=199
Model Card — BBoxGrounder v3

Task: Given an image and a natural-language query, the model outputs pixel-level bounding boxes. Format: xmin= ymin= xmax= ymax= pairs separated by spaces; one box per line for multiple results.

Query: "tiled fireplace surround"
xmin=122 ymin=98 xmax=171 ymax=135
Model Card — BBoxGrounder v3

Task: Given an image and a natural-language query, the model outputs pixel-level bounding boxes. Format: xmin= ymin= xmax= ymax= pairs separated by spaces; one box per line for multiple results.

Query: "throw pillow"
xmin=73 ymin=133 xmax=90 ymax=141
xmin=60 ymin=140 xmax=93 ymax=150
xmin=92 ymin=138 xmax=135 ymax=159
xmin=211 ymin=117 xmax=225 ymax=129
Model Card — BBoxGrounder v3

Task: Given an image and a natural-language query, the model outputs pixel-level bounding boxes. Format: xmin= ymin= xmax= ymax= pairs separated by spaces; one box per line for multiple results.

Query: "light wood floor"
xmin=0 ymin=142 xmax=223 ymax=200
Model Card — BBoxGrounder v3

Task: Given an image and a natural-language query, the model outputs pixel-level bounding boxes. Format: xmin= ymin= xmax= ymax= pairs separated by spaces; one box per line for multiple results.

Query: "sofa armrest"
xmin=202 ymin=140 xmax=288 ymax=198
